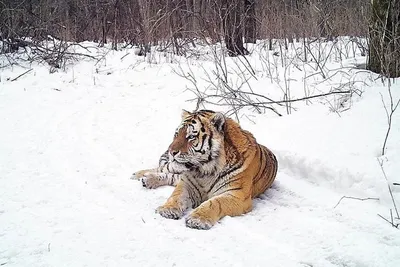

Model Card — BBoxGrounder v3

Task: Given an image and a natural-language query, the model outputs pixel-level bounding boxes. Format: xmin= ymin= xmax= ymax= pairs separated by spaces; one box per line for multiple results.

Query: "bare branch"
xmin=377 ymin=158 xmax=400 ymax=219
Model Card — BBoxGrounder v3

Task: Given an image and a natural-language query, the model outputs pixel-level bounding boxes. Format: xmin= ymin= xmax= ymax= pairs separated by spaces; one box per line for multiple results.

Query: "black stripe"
xmin=198 ymin=110 xmax=215 ymax=114
xmin=270 ymin=152 xmax=278 ymax=179
xmin=186 ymin=178 xmax=202 ymax=200
xmin=217 ymin=161 xmax=242 ymax=179
xmin=184 ymin=162 xmax=195 ymax=169
xmin=183 ymin=118 xmax=193 ymax=123
xmin=168 ymin=174 xmax=174 ymax=185
xmin=212 ymin=176 xmax=242 ymax=194
xmin=198 ymin=131 xmax=216 ymax=164
xmin=159 ymin=150 xmax=168 ymax=166
xmin=169 ymin=174 xmax=175 ymax=185
xmin=208 ymin=131 xmax=213 ymax=150
xmin=198 ymin=118 xmax=205 ymax=131
xmin=194 ymin=134 xmax=207 ymax=153
xmin=207 ymin=175 xmax=224 ymax=194
xmin=199 ymin=131 xmax=214 ymax=163
xmin=272 ymin=152 xmax=278 ymax=174
xmin=219 ymin=187 xmax=243 ymax=195
xmin=257 ymin=149 xmax=270 ymax=182
xmin=216 ymin=199 xmax=222 ymax=213
xmin=253 ymin=145 xmax=265 ymax=184
xmin=227 ymin=193 xmax=241 ymax=199
xmin=187 ymin=190 xmax=197 ymax=208
xmin=207 ymin=163 xmax=243 ymax=194
xmin=167 ymin=163 xmax=171 ymax=172
xmin=197 ymin=112 xmax=209 ymax=118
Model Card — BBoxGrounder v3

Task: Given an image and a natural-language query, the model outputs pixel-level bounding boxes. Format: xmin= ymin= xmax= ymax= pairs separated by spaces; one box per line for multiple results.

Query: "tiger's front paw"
xmin=156 ymin=205 xmax=183 ymax=220
xmin=141 ymin=173 xmax=162 ymax=189
xmin=185 ymin=212 xmax=215 ymax=230
xmin=130 ymin=169 xmax=149 ymax=180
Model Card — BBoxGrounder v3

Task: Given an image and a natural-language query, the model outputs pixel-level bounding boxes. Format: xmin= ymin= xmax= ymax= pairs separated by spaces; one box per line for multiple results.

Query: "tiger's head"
xmin=167 ymin=109 xmax=226 ymax=172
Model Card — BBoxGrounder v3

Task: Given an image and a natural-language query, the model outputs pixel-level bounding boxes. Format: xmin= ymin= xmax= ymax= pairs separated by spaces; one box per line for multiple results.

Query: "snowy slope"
xmin=1 ymin=43 xmax=400 ymax=267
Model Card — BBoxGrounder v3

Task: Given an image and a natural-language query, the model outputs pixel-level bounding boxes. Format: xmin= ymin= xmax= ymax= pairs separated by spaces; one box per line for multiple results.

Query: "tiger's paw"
xmin=156 ymin=205 xmax=183 ymax=220
xmin=141 ymin=173 xmax=162 ymax=189
xmin=185 ymin=213 xmax=214 ymax=230
xmin=130 ymin=169 xmax=149 ymax=180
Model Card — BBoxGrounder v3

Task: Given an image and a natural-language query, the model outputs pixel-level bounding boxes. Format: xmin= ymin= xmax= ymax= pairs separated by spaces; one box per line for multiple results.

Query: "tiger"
xmin=131 ymin=109 xmax=278 ymax=230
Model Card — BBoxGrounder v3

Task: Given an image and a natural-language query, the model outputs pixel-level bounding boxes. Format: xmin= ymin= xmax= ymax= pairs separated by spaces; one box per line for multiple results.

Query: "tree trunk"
xmin=368 ymin=0 xmax=400 ymax=78
xmin=244 ymin=0 xmax=256 ymax=43
xmin=222 ymin=0 xmax=247 ymax=56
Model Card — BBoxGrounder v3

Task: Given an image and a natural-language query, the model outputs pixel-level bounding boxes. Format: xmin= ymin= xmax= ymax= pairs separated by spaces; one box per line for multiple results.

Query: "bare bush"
xmin=173 ymin=37 xmax=366 ymax=121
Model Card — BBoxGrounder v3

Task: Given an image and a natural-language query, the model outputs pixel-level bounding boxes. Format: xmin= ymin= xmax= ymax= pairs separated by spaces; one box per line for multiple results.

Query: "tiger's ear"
xmin=211 ymin=112 xmax=225 ymax=132
xmin=181 ymin=109 xmax=191 ymax=119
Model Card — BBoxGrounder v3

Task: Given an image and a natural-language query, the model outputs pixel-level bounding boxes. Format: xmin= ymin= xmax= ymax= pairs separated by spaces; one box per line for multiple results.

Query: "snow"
xmin=1 ymin=40 xmax=400 ymax=267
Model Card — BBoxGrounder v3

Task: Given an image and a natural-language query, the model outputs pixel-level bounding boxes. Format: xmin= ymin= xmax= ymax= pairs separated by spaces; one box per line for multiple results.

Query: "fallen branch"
xmin=334 ymin=196 xmax=379 ymax=209
xmin=11 ymin=69 xmax=32 ymax=81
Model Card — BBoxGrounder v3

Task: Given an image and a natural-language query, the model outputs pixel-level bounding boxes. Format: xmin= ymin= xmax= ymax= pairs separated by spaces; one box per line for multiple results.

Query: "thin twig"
xmin=390 ymin=209 xmax=394 ymax=226
xmin=334 ymin=196 xmax=379 ymax=209
xmin=380 ymin=79 xmax=400 ymax=155
xmin=377 ymin=213 xmax=399 ymax=229
xmin=378 ymin=214 xmax=394 ymax=226
xmin=377 ymin=158 xmax=400 ymax=219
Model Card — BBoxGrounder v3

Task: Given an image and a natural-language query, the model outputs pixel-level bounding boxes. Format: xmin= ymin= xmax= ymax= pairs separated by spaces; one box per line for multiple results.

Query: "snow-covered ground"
xmin=1 ymin=40 xmax=400 ymax=267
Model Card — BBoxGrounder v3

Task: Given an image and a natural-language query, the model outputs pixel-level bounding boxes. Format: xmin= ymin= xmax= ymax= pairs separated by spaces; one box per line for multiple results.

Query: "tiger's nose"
xmin=171 ymin=150 xmax=179 ymax=156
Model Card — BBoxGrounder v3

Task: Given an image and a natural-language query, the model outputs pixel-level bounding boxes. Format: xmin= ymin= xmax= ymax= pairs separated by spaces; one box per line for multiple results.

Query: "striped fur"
xmin=132 ymin=109 xmax=278 ymax=229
